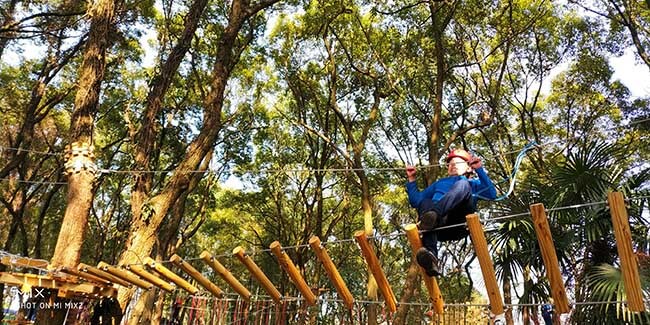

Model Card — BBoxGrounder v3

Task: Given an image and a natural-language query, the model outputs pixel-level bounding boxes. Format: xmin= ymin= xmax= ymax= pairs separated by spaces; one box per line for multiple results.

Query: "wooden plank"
xmin=270 ymin=241 xmax=317 ymax=306
xmin=466 ymin=214 xmax=504 ymax=315
xmin=530 ymin=204 xmax=570 ymax=314
xmin=126 ymin=264 xmax=174 ymax=292
xmin=200 ymin=251 xmax=251 ymax=301
xmin=354 ymin=231 xmax=397 ymax=313
xmin=58 ymin=266 xmax=112 ymax=286
xmin=608 ymin=192 xmax=645 ymax=312
xmin=233 ymin=247 xmax=282 ymax=304
xmin=309 ymin=236 xmax=354 ymax=310
xmin=78 ymin=263 xmax=132 ymax=287
xmin=0 ymin=256 xmax=49 ymax=269
xmin=404 ymin=224 xmax=444 ymax=315
xmin=98 ymin=262 xmax=153 ymax=290
xmin=170 ymin=254 xmax=223 ymax=297
xmin=144 ymin=257 xmax=198 ymax=294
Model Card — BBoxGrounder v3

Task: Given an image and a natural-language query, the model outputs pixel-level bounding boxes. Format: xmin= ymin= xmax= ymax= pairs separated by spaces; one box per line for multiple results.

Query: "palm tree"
xmin=490 ymin=140 xmax=650 ymax=324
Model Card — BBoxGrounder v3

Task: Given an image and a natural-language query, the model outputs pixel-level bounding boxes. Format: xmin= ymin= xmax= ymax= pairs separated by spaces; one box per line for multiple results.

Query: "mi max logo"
xmin=11 ymin=287 xmax=46 ymax=299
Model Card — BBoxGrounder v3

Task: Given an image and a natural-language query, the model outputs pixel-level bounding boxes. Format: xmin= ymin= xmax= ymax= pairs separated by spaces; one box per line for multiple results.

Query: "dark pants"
xmin=419 ymin=179 xmax=475 ymax=256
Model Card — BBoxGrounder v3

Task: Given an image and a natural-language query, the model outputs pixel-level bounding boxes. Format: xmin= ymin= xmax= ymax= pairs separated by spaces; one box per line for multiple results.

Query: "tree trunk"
xmin=128 ymin=289 xmax=158 ymax=324
xmin=116 ymin=0 xmax=280 ymax=310
xmin=130 ymin=0 xmax=209 ymax=222
xmin=393 ymin=261 xmax=421 ymax=324
xmin=43 ymin=1 xmax=115 ymax=322
xmin=522 ymin=266 xmax=532 ymax=325
xmin=34 ymin=181 xmax=64 ymax=259
xmin=503 ymin=275 xmax=514 ymax=325
xmin=130 ymin=162 xmax=209 ymax=321
xmin=50 ymin=0 xmax=115 ymax=268
xmin=0 ymin=0 xmax=18 ymax=59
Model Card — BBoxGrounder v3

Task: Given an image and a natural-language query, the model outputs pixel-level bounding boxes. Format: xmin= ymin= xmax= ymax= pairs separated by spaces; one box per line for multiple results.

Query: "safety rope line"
xmin=0 ymin=145 xmax=62 ymax=156
xmin=1 ymin=196 xmax=645 ymax=269
xmin=422 ymin=195 xmax=650 ymax=234
xmin=473 ymin=141 xmax=538 ymax=201
xmin=3 ymin=116 xmax=648 ymax=185
xmin=0 ymin=177 xmax=67 ymax=185
xmin=0 ymin=140 xmax=552 ymax=185
xmin=1 ymin=117 xmax=647 ymax=162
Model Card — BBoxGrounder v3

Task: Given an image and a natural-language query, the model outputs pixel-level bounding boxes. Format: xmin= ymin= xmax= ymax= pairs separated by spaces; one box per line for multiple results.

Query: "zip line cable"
xmin=3 ymin=115 xmax=648 ymax=183
xmin=0 ymin=145 xmax=62 ymax=156
xmin=0 ymin=177 xmax=67 ymax=185
xmin=1 ymin=116 xmax=647 ymax=182
xmin=99 ymin=138 xmax=560 ymax=175
xmin=0 ymin=138 xmax=560 ymax=185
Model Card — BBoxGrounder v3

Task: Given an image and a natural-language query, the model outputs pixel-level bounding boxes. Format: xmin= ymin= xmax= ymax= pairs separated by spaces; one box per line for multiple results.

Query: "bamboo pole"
xmin=170 ymin=254 xmax=223 ymax=297
xmin=126 ymin=264 xmax=174 ymax=292
xmin=269 ymin=241 xmax=317 ymax=306
xmin=404 ymin=224 xmax=444 ymax=315
xmin=530 ymin=204 xmax=570 ymax=314
xmin=354 ymin=231 xmax=397 ymax=313
xmin=77 ymin=263 xmax=131 ymax=287
xmin=233 ymin=247 xmax=282 ymax=304
xmin=144 ymin=257 xmax=198 ymax=294
xmin=608 ymin=192 xmax=645 ymax=312
xmin=98 ymin=262 xmax=153 ymax=290
xmin=466 ymin=214 xmax=504 ymax=316
xmin=200 ymin=251 xmax=251 ymax=301
xmin=308 ymin=236 xmax=354 ymax=310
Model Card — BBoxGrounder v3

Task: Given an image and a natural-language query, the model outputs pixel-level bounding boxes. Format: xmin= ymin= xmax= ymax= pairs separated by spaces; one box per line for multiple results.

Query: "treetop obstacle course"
xmin=0 ymin=192 xmax=647 ymax=324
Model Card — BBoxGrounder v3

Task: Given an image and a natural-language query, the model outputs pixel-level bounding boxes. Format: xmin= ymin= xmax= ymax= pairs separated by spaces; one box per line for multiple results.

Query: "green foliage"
xmin=2 ymin=0 xmax=650 ymax=323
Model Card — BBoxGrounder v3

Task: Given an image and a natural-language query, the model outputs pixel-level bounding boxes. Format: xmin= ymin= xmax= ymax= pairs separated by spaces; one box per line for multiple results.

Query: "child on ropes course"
xmin=405 ymin=148 xmax=496 ymax=276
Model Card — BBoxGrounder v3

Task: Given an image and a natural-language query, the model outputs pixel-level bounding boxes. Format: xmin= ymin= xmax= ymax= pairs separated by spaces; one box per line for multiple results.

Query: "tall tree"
xmin=50 ymin=0 xmax=116 ymax=268
xmin=115 ymin=0 xmax=281 ymax=312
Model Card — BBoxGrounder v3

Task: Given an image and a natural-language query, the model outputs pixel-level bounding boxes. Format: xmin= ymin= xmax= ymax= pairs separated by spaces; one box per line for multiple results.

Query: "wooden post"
xmin=126 ymin=264 xmax=174 ymax=292
xmin=404 ymin=224 xmax=444 ymax=315
xmin=170 ymin=254 xmax=223 ymax=297
xmin=200 ymin=251 xmax=251 ymax=301
xmin=78 ymin=263 xmax=131 ymax=287
xmin=530 ymin=204 xmax=570 ymax=314
xmin=144 ymin=257 xmax=198 ymax=294
xmin=354 ymin=231 xmax=397 ymax=313
xmin=466 ymin=214 xmax=504 ymax=316
xmin=308 ymin=236 xmax=354 ymax=310
xmin=59 ymin=266 xmax=111 ymax=286
xmin=269 ymin=241 xmax=317 ymax=305
xmin=608 ymin=192 xmax=645 ymax=312
xmin=233 ymin=247 xmax=282 ymax=304
xmin=98 ymin=262 xmax=153 ymax=290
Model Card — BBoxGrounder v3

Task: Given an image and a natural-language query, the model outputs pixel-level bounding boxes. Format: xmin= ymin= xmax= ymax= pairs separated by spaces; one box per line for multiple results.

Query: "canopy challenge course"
xmin=0 ymin=186 xmax=648 ymax=324
xmin=1 ymin=0 xmax=650 ymax=324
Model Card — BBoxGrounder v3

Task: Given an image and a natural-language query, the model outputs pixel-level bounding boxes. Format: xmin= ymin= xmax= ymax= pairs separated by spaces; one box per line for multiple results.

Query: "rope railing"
xmin=1 ymin=195 xmax=645 ymax=270
xmin=122 ymin=195 xmax=650 ymax=268
xmin=175 ymin=292 xmax=638 ymax=308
